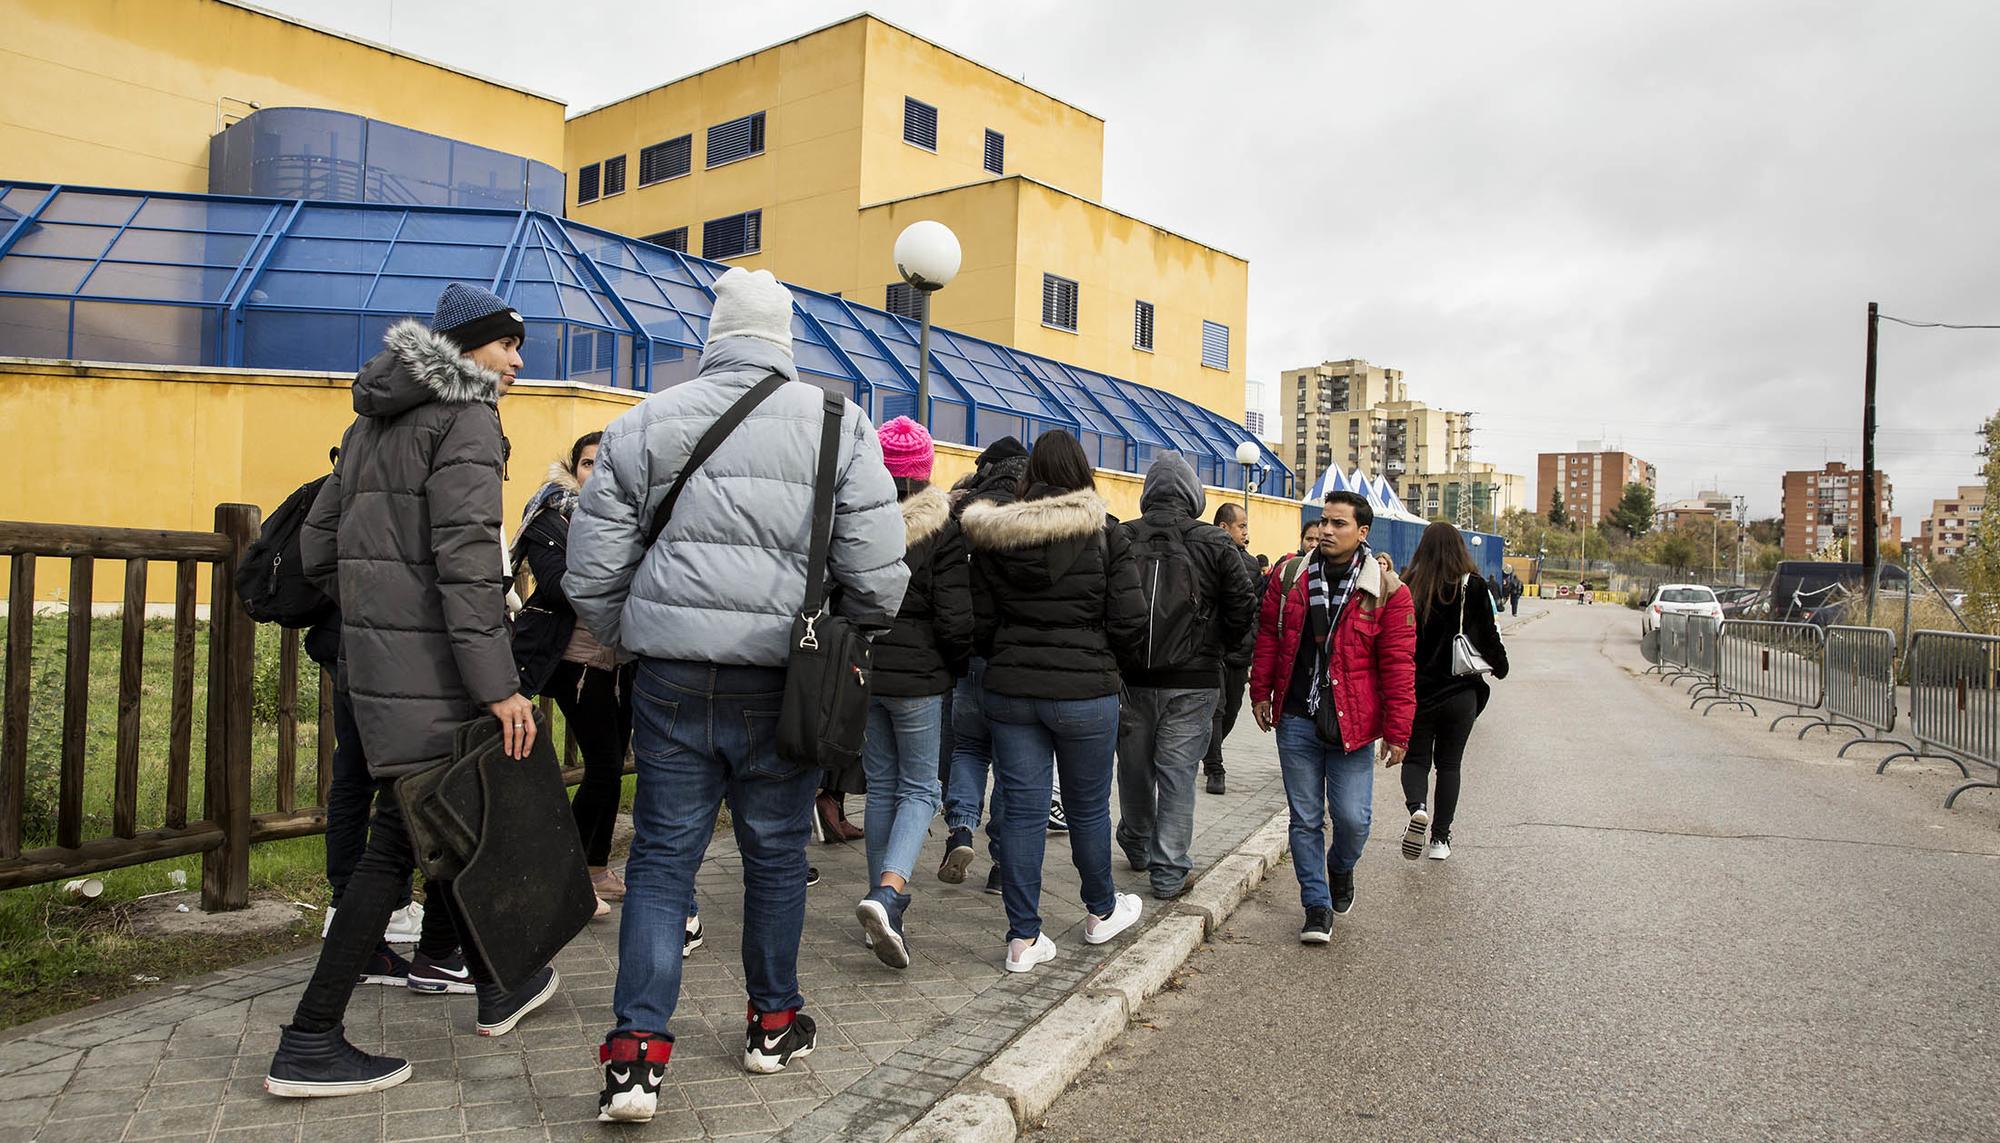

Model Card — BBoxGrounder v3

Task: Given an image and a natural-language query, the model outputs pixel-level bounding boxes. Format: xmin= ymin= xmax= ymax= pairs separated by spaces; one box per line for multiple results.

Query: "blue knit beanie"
xmin=430 ymin=282 xmax=525 ymax=352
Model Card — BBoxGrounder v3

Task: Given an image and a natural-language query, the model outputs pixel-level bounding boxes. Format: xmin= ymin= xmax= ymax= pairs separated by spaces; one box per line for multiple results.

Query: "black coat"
xmin=511 ymin=472 xmax=583 ymax=698
xmin=871 ymin=486 xmax=974 ymax=697
xmin=1414 ymin=577 xmax=1511 ymax=710
xmin=1224 ymin=545 xmax=1262 ymax=670
xmin=1116 ymin=509 xmax=1258 ymax=688
xmin=961 ymin=486 xmax=1148 ymax=701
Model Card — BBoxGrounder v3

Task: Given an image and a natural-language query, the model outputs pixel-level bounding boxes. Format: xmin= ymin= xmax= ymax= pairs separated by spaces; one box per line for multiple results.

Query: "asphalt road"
xmin=1036 ymin=601 xmax=2000 ymax=1142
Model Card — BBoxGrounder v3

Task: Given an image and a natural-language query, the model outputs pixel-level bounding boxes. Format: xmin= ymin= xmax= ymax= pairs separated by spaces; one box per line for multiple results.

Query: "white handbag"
xmin=1450 ymin=574 xmax=1495 ymax=677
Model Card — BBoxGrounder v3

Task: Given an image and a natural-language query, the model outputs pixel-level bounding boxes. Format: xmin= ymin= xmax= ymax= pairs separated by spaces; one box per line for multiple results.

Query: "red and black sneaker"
xmin=597 ymin=1031 xmax=672 ymax=1123
xmin=743 ymin=1005 xmax=816 ymax=1074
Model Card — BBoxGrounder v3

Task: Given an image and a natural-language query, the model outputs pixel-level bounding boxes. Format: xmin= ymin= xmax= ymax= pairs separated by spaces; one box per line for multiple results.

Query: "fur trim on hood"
xmin=386 ymin=319 xmax=502 ymax=405
xmin=541 ymin=459 xmax=580 ymax=495
xmin=959 ymin=488 xmax=1108 ymax=551
xmin=901 ymin=485 xmax=951 ymax=549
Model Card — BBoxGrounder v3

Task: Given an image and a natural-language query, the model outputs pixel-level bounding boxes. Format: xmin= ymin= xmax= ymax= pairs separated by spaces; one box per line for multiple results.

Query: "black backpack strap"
xmin=799 ymin=390 xmax=846 ymax=617
xmin=643 ymin=372 xmax=790 ymax=549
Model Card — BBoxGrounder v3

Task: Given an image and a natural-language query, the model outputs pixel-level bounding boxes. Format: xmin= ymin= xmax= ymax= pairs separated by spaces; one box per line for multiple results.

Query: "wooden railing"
xmin=1 ymin=505 xmax=595 ymax=912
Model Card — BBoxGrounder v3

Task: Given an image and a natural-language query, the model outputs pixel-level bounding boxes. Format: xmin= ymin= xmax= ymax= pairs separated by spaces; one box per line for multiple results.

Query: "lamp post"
xmin=1235 ymin=439 xmax=1262 ymax=520
xmin=893 ymin=221 xmax=962 ymax=427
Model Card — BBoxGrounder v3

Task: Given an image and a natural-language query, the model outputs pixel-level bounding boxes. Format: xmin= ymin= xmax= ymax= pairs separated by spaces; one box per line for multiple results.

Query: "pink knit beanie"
xmin=877 ymin=416 xmax=934 ymax=480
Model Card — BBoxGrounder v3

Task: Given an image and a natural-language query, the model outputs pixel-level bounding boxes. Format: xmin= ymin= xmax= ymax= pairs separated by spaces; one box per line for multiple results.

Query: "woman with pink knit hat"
xmin=853 ymin=417 xmax=975 ymax=969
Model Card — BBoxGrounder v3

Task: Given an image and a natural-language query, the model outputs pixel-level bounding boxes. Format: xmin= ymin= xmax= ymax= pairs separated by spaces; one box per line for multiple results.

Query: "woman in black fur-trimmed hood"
xmin=959 ymin=430 xmax=1149 ymax=976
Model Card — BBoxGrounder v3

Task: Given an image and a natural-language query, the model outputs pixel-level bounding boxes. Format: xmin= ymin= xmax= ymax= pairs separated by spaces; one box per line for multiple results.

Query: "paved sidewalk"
xmin=0 ymin=714 xmax=1289 ymax=1142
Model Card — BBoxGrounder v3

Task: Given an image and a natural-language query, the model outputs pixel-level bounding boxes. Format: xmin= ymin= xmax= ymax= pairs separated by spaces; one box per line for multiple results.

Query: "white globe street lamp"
xmin=1234 ymin=439 xmax=1262 ymax=519
xmin=894 ymin=221 xmax=961 ymax=425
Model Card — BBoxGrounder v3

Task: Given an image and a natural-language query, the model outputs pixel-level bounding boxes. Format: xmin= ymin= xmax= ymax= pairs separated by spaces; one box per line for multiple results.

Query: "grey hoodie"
xmin=565 ymin=336 xmax=908 ymax=667
xmin=1118 ymin=452 xmax=1258 ymax=689
xmin=301 ymin=320 xmax=517 ymax=775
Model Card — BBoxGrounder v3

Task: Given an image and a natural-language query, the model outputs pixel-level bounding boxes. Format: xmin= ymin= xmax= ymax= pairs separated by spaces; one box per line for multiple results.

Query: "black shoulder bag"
xmin=643 ymin=372 xmax=790 ymax=548
xmin=775 ymin=391 xmax=873 ymax=770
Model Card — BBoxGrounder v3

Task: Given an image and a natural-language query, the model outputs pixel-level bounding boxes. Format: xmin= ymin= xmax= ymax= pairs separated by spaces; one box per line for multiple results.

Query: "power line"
xmin=1878 ymin=314 xmax=2000 ymax=330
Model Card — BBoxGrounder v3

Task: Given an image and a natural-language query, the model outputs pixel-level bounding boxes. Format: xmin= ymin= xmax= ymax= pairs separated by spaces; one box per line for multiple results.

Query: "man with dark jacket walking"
xmin=1114 ymin=453 xmax=1257 ymax=899
xmin=268 ymin=283 xmax=556 ymax=1099
xmin=1503 ymin=569 xmax=1525 ymax=616
xmin=1203 ymin=502 xmax=1262 ymax=795
xmin=565 ymin=268 xmax=908 ymax=1123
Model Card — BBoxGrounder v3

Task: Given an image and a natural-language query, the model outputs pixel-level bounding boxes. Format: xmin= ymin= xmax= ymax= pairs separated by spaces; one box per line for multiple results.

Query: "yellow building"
xmin=1 ymin=0 xmax=567 ymax=191
xmin=565 ymin=15 xmax=1248 ymax=420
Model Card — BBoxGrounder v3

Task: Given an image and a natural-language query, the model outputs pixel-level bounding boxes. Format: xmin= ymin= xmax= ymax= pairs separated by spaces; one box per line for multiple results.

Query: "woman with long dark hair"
xmin=1390 ymin=522 xmax=1509 ymax=861
xmin=961 ymin=430 xmax=1148 ymax=973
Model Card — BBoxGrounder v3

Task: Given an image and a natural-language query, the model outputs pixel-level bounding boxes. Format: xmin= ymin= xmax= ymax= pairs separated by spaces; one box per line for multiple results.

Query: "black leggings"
xmin=293 ymin=777 xmax=473 ymax=1033
xmin=1401 ymin=688 xmax=1480 ymax=840
xmin=549 ymin=661 xmax=633 ymax=868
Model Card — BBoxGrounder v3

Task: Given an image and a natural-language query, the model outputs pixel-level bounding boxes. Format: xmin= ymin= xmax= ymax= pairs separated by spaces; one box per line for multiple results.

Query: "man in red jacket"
xmin=1250 ymin=491 xmax=1416 ymax=944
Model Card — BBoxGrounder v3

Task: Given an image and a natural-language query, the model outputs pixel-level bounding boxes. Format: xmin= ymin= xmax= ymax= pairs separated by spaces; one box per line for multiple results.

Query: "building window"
xmin=1042 ymin=274 xmax=1079 ymax=332
xmin=702 ymin=209 xmax=762 ymax=259
xmin=639 ymin=135 xmax=693 ymax=185
xmin=707 ymin=111 xmax=766 ymax=168
xmin=642 ymin=227 xmax=688 ymax=253
xmin=904 ymin=97 xmax=939 ymax=151
xmin=600 ymin=155 xmax=627 ymax=198
xmin=885 ymin=281 xmax=924 ymax=319
xmin=576 ymin=162 xmax=601 ymax=204
xmin=1133 ymin=300 xmax=1155 ymax=351
xmin=984 ymin=129 xmax=1005 ymax=174
xmin=1201 ymin=320 xmax=1230 ymax=370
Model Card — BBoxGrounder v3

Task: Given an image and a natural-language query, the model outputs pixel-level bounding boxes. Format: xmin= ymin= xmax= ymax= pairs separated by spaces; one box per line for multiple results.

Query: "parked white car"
xmin=1643 ymin=584 xmax=1723 ymax=634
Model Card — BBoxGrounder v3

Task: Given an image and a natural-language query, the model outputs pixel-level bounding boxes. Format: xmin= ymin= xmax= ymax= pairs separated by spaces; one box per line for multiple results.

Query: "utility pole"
xmin=1862 ymin=301 xmax=1879 ymax=623
xmin=1454 ymin=412 xmax=1475 ymax=530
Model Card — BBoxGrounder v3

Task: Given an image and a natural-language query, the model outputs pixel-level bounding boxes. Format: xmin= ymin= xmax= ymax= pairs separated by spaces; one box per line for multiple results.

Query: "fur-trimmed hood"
xmin=901 ymin=485 xmax=951 ymax=549
xmin=353 ymin=319 xmax=502 ymax=417
xmin=959 ymin=488 xmax=1108 ymax=552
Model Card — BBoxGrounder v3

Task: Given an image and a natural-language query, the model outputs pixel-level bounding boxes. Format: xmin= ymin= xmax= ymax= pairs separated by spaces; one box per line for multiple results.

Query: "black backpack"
xmin=1128 ymin=518 xmax=1211 ymax=672
xmin=236 ymin=473 xmax=338 ymax=628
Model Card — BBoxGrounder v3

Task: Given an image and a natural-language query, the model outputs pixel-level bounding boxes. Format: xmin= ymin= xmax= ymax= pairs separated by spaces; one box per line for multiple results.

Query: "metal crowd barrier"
xmin=1655 ymin=612 xmax=1690 ymax=680
xmin=1681 ymin=616 xmax=1726 ymax=703
xmin=1702 ymin=620 xmax=1825 ymax=728
xmin=1883 ymin=631 xmax=2000 ymax=808
xmin=1812 ymin=625 xmax=1917 ymax=760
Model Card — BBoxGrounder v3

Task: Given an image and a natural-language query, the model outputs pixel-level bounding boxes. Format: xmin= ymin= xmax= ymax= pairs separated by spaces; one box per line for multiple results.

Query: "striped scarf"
xmin=1305 ymin=545 xmax=1366 ymax=716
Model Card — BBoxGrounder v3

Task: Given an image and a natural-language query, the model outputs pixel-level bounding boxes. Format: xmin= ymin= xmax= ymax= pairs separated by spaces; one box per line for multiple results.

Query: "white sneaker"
xmin=1425 ymin=838 xmax=1451 ymax=861
xmin=1004 ymin=933 xmax=1057 ymax=973
xmin=1084 ymin=892 xmax=1142 ymax=945
xmin=1401 ymin=809 xmax=1430 ymax=861
xmin=383 ymin=902 xmax=424 ymax=944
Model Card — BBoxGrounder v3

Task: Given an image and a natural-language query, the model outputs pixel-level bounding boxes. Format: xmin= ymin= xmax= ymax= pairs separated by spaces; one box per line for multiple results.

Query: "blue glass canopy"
xmin=0 ymin=181 xmax=1288 ymax=494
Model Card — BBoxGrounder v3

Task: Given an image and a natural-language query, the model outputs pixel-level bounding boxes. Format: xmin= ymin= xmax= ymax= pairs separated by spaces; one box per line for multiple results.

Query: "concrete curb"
xmin=891 ymin=806 xmax=1288 ymax=1141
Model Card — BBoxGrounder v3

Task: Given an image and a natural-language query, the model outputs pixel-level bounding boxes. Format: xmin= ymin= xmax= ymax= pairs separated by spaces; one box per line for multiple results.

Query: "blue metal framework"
xmin=0 ymin=181 xmax=1288 ymax=493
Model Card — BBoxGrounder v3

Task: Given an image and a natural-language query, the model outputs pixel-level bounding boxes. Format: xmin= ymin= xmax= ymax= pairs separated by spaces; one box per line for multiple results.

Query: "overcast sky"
xmin=261 ymin=0 xmax=1999 ymax=521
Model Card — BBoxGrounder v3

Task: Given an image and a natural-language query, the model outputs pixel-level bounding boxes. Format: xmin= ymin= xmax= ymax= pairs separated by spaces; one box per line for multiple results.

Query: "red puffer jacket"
xmin=1249 ymin=552 xmax=1417 ymax=749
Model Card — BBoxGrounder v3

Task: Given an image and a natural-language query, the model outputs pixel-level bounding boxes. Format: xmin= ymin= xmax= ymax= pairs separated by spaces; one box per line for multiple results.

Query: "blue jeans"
xmin=944 ymin=661 xmax=993 ymax=833
xmin=612 ymin=659 xmax=817 ymax=1037
xmin=862 ymin=694 xmax=944 ymax=884
xmin=983 ymin=690 xmax=1120 ymax=941
xmin=1273 ymin=715 xmax=1375 ymax=911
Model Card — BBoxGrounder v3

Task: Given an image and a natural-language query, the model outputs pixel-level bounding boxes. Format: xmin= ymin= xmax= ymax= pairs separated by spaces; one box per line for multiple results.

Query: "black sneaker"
xmin=1331 ymin=871 xmax=1356 ymax=916
xmin=597 ymin=1030 xmax=672 ymax=1123
xmin=938 ymin=827 xmax=975 ymax=884
xmin=1300 ymin=907 xmax=1333 ymax=945
xmin=1047 ymin=799 xmax=1070 ymax=833
xmin=806 ymin=866 xmax=821 ymax=887
xmin=856 ymin=886 xmax=911 ymax=970
xmin=743 ymin=1007 xmax=816 ymax=1074
xmin=983 ymin=866 xmax=1003 ymax=895
xmin=1205 ymin=768 xmax=1226 ymax=795
xmin=264 ymin=1024 xmax=411 ymax=1098
xmin=475 ymin=965 xmax=559 ymax=1038
xmin=356 ymin=944 xmax=410 ymax=988
xmin=406 ymin=949 xmax=475 ymax=995
xmin=683 ymin=915 xmax=704 ymax=959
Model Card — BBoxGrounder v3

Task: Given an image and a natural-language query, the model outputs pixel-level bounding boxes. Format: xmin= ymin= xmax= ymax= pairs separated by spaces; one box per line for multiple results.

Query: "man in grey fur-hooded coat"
xmin=301 ymin=291 xmax=527 ymax=775
xmin=564 ymin=267 xmax=907 ymax=1059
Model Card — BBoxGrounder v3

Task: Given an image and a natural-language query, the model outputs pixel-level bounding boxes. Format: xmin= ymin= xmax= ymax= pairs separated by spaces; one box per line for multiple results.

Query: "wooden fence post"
xmin=200 ymin=503 xmax=259 ymax=912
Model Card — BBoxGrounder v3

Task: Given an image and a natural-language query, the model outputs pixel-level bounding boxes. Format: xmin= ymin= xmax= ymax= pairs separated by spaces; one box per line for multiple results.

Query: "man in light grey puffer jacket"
xmin=566 ymin=267 xmax=906 ymax=1115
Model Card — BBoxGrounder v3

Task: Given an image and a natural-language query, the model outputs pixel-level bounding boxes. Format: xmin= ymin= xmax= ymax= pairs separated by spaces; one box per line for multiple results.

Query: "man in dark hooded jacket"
xmin=1113 ymin=453 xmax=1257 ymax=898
xmin=267 ymin=283 xmax=557 ymax=1100
xmin=1203 ymin=502 xmax=1262 ymax=794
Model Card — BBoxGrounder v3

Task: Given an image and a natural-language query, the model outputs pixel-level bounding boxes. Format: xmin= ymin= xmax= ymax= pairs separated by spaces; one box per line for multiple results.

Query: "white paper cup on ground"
xmin=64 ymin=878 xmax=104 ymax=900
